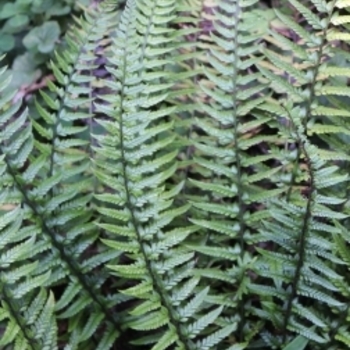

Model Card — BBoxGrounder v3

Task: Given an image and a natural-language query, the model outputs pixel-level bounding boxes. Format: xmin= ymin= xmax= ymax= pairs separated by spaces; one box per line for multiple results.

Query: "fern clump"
xmin=1 ymin=0 xmax=350 ymax=349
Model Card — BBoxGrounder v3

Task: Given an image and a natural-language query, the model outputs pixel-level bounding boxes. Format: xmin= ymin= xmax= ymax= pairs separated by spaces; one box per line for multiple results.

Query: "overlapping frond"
xmin=0 ymin=4 xmax=123 ymax=348
xmin=254 ymin=0 xmax=350 ymax=348
xmin=0 ymin=60 xmax=57 ymax=349
xmin=184 ymin=0 xmax=277 ymax=346
xmin=0 ymin=206 xmax=57 ymax=350
xmin=92 ymin=0 xmax=232 ymax=349
xmin=252 ymin=117 xmax=347 ymax=347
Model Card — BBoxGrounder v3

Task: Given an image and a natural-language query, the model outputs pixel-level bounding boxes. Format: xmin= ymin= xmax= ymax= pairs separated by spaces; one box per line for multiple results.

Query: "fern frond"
xmin=94 ymin=1 xmax=217 ymax=349
xmin=0 ymin=202 xmax=57 ymax=350
xmin=0 ymin=4 xmax=125 ymax=348
xmin=259 ymin=3 xmax=350 ymax=343
xmin=186 ymin=0 xmax=276 ymax=345
xmin=254 ymin=103 xmax=347 ymax=348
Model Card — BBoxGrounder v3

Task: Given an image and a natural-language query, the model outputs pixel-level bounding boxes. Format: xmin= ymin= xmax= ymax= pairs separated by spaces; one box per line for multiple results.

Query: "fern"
xmin=0 ymin=4 xmax=122 ymax=349
xmin=1 ymin=0 xmax=350 ymax=349
xmin=185 ymin=0 xmax=277 ymax=346
xmin=253 ymin=0 xmax=350 ymax=348
xmin=93 ymin=1 xmax=221 ymax=348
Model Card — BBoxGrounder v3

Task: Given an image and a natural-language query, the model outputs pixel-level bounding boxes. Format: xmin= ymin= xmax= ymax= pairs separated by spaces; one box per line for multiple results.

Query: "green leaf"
xmin=0 ymin=34 xmax=15 ymax=52
xmin=282 ymin=335 xmax=309 ymax=350
xmin=8 ymin=53 xmax=42 ymax=89
xmin=47 ymin=4 xmax=71 ymax=17
xmin=4 ymin=14 xmax=29 ymax=32
xmin=23 ymin=21 xmax=60 ymax=53
xmin=32 ymin=0 xmax=71 ymax=16
xmin=0 ymin=4 xmax=20 ymax=19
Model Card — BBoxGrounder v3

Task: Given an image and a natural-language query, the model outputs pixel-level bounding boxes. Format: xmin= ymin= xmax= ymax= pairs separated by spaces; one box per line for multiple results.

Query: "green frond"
xmin=92 ymin=0 xmax=219 ymax=348
xmin=335 ymin=327 xmax=350 ymax=347
xmin=0 ymin=205 xmax=57 ymax=350
xmin=186 ymin=0 xmax=278 ymax=343
xmin=196 ymin=323 xmax=238 ymax=350
xmin=0 ymin=4 xmax=125 ymax=347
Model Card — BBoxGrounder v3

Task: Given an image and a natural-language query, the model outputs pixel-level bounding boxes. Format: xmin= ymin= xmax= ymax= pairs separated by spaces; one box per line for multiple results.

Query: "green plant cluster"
xmin=0 ymin=0 xmax=92 ymax=92
xmin=1 ymin=0 xmax=350 ymax=349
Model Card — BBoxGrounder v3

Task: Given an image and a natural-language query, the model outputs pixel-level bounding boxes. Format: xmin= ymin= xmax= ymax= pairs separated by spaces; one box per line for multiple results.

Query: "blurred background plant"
xmin=0 ymin=0 xmax=280 ymax=104
xmin=0 ymin=0 xmax=92 ymax=94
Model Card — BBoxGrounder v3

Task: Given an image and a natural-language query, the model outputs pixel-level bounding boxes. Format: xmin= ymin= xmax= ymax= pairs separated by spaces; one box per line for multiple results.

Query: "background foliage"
xmin=0 ymin=0 xmax=91 ymax=93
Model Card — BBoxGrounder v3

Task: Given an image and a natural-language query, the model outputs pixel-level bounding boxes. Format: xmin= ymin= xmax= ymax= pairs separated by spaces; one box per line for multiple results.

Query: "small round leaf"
xmin=0 ymin=34 xmax=15 ymax=52
xmin=5 ymin=14 xmax=29 ymax=31
xmin=23 ymin=21 xmax=61 ymax=53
